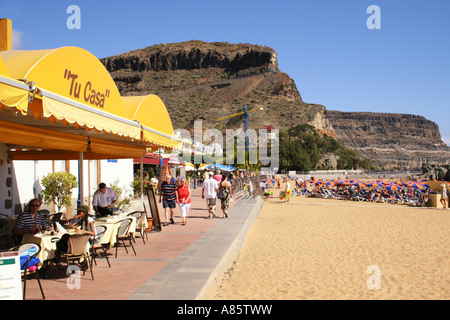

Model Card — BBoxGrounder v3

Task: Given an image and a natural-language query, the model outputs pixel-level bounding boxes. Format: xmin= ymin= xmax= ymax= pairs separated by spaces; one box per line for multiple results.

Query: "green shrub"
xmin=41 ymin=171 xmax=78 ymax=212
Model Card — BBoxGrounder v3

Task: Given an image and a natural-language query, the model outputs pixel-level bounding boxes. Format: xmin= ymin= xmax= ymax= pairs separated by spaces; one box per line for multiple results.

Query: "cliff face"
xmin=101 ymin=40 xmax=448 ymax=170
xmin=326 ymin=111 xmax=450 ymax=169
xmin=102 ymin=41 xmax=279 ymax=73
xmin=101 ymin=40 xmax=331 ymax=133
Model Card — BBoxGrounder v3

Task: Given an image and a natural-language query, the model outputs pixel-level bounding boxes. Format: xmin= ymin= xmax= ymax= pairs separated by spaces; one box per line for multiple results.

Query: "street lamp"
xmin=244 ymin=104 xmax=264 ymax=152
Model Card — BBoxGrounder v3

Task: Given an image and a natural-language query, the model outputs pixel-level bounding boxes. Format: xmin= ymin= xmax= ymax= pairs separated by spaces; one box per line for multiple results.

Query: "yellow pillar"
xmin=0 ymin=19 xmax=12 ymax=51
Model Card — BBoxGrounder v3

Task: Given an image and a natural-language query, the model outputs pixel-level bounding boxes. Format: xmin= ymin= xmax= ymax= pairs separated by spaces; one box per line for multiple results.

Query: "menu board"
xmin=0 ymin=252 xmax=22 ymax=300
xmin=146 ymin=187 xmax=162 ymax=232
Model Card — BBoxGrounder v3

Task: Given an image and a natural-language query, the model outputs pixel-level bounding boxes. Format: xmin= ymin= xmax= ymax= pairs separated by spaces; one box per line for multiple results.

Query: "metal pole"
xmin=244 ymin=104 xmax=249 ymax=152
xmin=78 ymin=151 xmax=84 ymax=207
xmin=140 ymin=157 xmax=144 ymax=210
xmin=194 ymin=165 xmax=197 ymax=189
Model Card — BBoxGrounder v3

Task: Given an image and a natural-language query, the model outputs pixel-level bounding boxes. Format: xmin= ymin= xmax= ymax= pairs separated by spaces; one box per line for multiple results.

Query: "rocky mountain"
xmin=326 ymin=111 xmax=450 ymax=170
xmin=101 ymin=40 xmax=449 ymax=170
xmin=101 ymin=41 xmax=333 ymax=134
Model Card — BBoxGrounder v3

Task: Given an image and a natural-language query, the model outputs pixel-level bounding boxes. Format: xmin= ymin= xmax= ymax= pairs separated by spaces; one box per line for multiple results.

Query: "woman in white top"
xmin=72 ymin=205 xmax=97 ymax=236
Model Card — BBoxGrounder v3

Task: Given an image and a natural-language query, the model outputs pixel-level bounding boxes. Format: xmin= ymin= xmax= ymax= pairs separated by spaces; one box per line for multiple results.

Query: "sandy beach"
xmin=214 ymin=190 xmax=450 ymax=300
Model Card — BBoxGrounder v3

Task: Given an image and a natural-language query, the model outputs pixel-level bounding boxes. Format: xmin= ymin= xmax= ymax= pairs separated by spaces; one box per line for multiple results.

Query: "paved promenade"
xmin=21 ymin=187 xmax=264 ymax=300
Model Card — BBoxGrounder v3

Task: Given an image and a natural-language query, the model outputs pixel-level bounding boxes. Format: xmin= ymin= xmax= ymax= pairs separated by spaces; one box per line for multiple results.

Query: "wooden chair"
xmin=59 ymin=233 xmax=94 ymax=280
xmin=127 ymin=211 xmax=148 ymax=244
xmin=90 ymin=225 xmax=111 ymax=268
xmin=9 ymin=243 xmax=45 ymax=300
xmin=50 ymin=212 xmax=63 ymax=229
xmin=114 ymin=218 xmax=136 ymax=258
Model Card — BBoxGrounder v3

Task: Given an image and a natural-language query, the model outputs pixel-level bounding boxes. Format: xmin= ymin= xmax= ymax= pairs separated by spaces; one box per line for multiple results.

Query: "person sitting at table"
xmin=13 ymin=198 xmax=47 ymax=242
xmin=71 ymin=205 xmax=96 ymax=237
xmin=92 ymin=182 xmax=118 ymax=217
xmin=54 ymin=205 xmax=97 ymax=262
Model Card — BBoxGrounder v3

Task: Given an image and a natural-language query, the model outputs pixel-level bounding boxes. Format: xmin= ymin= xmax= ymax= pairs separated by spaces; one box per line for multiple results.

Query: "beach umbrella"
xmin=409 ymin=182 xmax=425 ymax=190
xmin=198 ymin=164 xmax=211 ymax=171
xmin=261 ymin=179 xmax=276 ymax=184
xmin=209 ymin=163 xmax=236 ymax=171
xmin=367 ymin=181 xmax=382 ymax=187
xmin=351 ymin=180 xmax=366 ymax=187
xmin=385 ymin=183 xmax=402 ymax=190
xmin=184 ymin=163 xmax=196 ymax=171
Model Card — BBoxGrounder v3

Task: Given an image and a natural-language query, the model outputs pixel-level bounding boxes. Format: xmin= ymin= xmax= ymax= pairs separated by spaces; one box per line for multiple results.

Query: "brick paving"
xmin=21 ymin=187 xmax=243 ymax=300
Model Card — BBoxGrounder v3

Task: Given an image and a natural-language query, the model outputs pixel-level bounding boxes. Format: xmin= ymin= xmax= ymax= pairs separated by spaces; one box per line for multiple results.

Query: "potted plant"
xmin=40 ymin=171 xmax=78 ymax=217
xmin=109 ymin=179 xmax=132 ymax=212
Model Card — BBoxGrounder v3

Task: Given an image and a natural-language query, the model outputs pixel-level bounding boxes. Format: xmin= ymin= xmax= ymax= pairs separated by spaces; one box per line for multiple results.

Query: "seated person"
xmin=70 ymin=205 xmax=96 ymax=237
xmin=13 ymin=198 xmax=47 ymax=241
xmin=54 ymin=205 xmax=96 ymax=262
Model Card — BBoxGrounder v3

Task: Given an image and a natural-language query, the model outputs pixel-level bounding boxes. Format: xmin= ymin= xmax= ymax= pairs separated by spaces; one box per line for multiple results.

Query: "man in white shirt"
xmin=92 ymin=182 xmax=118 ymax=217
xmin=202 ymin=172 xmax=219 ymax=218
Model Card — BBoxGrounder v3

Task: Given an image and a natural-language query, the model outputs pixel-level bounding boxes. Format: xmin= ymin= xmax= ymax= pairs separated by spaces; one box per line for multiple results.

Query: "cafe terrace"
xmin=0 ymin=18 xmax=186 ymax=218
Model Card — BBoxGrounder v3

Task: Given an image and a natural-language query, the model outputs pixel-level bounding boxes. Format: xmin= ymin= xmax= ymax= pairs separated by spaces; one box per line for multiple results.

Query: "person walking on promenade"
xmin=248 ymin=180 xmax=254 ymax=199
xmin=159 ymin=174 xmax=178 ymax=226
xmin=202 ymin=172 xmax=219 ymax=218
xmin=177 ymin=177 xmax=191 ymax=225
xmin=218 ymin=174 xmax=232 ymax=218
xmin=92 ymin=182 xmax=118 ymax=217
xmin=213 ymin=170 xmax=223 ymax=183
xmin=440 ymin=183 xmax=448 ymax=209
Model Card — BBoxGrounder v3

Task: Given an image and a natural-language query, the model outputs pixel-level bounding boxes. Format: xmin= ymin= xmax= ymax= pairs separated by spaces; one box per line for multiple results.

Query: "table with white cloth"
xmin=94 ymin=214 xmax=143 ymax=248
xmin=21 ymin=231 xmax=90 ymax=263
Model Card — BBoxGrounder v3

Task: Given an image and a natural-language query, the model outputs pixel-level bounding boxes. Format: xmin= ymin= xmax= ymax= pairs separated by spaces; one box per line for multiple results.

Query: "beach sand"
xmin=214 ymin=191 xmax=450 ymax=300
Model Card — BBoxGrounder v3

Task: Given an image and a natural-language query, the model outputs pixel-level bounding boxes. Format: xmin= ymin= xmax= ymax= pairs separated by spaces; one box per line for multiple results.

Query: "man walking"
xmin=92 ymin=182 xmax=118 ymax=217
xmin=202 ymin=172 xmax=219 ymax=218
xmin=159 ymin=174 xmax=178 ymax=226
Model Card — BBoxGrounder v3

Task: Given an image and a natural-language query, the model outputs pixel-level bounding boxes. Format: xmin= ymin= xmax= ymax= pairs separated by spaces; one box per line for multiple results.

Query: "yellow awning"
xmin=1 ymin=46 xmax=184 ymax=156
xmin=40 ymin=89 xmax=141 ymax=140
xmin=0 ymin=74 xmax=29 ymax=115
xmin=122 ymin=94 xmax=184 ymax=150
xmin=0 ymin=47 xmax=128 ymax=118
xmin=0 ymin=119 xmax=87 ymax=151
xmin=0 ymin=54 xmax=10 ymax=76
xmin=89 ymin=137 xmax=147 ymax=159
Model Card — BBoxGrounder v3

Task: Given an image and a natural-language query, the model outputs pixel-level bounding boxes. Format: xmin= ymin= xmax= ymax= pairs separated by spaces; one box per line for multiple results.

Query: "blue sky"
xmin=2 ymin=0 xmax=450 ymax=144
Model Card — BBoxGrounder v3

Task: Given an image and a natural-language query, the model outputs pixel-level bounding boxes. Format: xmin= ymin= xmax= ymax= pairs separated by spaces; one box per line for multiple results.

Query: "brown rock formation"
xmin=100 ymin=40 xmax=331 ymax=133
xmin=326 ymin=110 xmax=450 ymax=170
xmin=100 ymin=40 xmax=449 ymax=170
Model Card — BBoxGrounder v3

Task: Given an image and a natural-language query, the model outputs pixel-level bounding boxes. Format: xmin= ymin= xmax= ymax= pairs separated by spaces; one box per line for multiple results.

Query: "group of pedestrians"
xmin=158 ymin=170 xmax=233 ymax=226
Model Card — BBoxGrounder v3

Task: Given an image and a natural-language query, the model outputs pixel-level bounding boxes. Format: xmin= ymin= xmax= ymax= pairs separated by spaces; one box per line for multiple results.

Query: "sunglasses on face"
xmin=30 ymin=204 xmax=40 ymax=207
